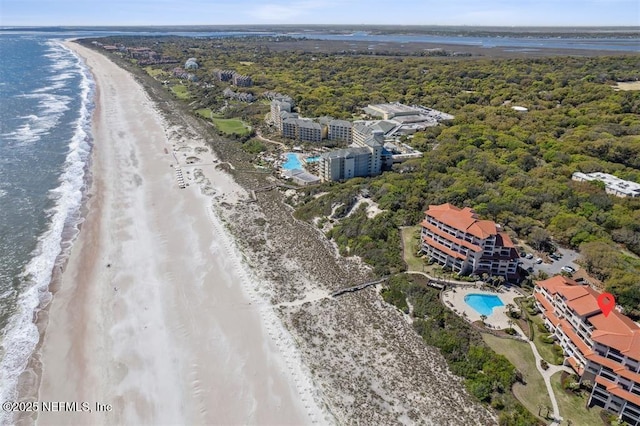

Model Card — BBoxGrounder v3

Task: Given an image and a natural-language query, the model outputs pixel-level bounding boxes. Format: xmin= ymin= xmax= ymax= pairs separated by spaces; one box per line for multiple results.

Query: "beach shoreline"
xmin=23 ymin=40 xmax=323 ymax=425
xmin=19 ymin=38 xmax=502 ymax=426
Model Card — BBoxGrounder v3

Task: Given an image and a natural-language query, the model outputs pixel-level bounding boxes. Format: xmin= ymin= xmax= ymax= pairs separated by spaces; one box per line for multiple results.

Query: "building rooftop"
xmin=425 ymin=203 xmax=499 ymax=239
xmin=363 ymin=132 xmax=384 ymax=148
xmin=329 ymin=119 xmax=352 ymax=127
xmin=537 ymin=276 xmax=640 ymax=358
xmin=282 ymin=169 xmax=321 ymax=183
xmin=365 ymin=102 xmax=419 ymax=118
xmin=283 ymin=118 xmax=321 ymax=130
xmin=573 ymin=172 xmax=640 ymax=197
xmin=321 ymin=147 xmax=370 ymax=159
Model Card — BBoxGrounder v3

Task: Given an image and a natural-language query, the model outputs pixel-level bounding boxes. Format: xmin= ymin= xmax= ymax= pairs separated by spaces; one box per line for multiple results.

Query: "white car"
xmin=535 ymin=258 xmax=543 ymax=264
xmin=561 ymin=266 xmax=576 ymax=274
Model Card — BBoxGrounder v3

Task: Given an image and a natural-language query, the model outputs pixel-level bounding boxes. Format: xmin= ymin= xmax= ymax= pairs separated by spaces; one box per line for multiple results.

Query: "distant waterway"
xmin=2 ymin=28 xmax=639 ymax=53
xmin=286 ymin=32 xmax=640 ymax=53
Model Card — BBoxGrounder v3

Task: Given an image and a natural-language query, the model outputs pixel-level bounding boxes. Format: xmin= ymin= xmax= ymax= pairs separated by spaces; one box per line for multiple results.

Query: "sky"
xmin=1 ymin=0 xmax=639 ymax=27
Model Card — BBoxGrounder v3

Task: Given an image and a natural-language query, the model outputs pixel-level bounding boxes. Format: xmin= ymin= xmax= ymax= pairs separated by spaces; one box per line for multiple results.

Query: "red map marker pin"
xmin=597 ymin=293 xmax=616 ymax=317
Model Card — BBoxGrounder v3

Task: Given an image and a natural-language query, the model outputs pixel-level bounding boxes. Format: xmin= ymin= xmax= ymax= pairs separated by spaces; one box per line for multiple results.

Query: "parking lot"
xmin=519 ymin=247 xmax=581 ymax=277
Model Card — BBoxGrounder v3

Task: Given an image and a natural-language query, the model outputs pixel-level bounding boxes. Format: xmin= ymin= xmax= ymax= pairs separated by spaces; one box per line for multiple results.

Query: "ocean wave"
xmin=0 ymin=189 xmax=7 ymax=199
xmin=1 ymin=41 xmax=78 ymax=144
xmin=2 ymin=92 xmax=71 ymax=144
xmin=0 ymin=40 xmax=95 ymax=420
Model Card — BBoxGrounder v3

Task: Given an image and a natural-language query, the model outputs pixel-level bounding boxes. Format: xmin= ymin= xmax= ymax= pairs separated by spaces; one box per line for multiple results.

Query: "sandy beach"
xmin=14 ymin=38 xmax=501 ymax=426
xmin=28 ymin=41 xmax=322 ymax=425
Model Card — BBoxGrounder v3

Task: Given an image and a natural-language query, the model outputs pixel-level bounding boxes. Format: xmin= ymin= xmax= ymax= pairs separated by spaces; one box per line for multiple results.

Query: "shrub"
xmin=540 ymin=359 xmax=549 ymax=370
xmin=541 ymin=334 xmax=555 ymax=344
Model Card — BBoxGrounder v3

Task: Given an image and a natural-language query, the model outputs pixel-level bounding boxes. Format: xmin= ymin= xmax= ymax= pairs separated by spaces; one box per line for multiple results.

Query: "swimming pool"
xmin=464 ymin=294 xmax=504 ymax=316
xmin=282 ymin=153 xmax=303 ymax=170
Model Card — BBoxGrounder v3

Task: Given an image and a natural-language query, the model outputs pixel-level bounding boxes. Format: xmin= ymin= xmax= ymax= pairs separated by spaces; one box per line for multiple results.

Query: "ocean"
xmin=0 ymin=33 xmax=94 ymax=405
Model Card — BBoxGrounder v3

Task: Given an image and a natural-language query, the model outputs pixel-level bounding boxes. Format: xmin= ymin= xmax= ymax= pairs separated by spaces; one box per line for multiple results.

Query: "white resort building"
xmin=420 ymin=204 xmax=519 ymax=279
xmin=328 ymin=119 xmax=352 ymax=143
xmin=535 ymin=276 xmax=640 ymax=426
xmin=319 ymin=131 xmax=384 ymax=181
xmin=572 ymin=172 xmax=640 ymax=198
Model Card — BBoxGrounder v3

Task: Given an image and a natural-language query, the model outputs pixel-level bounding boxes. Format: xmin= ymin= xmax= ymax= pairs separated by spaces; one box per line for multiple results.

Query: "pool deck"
xmin=442 ymin=287 xmax=522 ymax=332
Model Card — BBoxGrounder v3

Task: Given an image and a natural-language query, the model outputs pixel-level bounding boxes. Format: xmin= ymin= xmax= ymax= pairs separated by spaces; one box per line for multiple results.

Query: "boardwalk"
xmin=331 ymin=277 xmax=389 ymax=297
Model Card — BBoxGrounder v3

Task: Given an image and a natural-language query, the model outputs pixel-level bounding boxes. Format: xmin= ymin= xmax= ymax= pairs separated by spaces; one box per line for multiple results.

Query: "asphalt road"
xmin=519 ymin=247 xmax=581 ymax=277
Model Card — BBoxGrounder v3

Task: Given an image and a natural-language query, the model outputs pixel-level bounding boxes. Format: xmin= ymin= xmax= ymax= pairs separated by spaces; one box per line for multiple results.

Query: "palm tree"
xmin=505 ymin=303 xmax=515 ymax=316
xmin=480 ymin=314 xmax=488 ymax=324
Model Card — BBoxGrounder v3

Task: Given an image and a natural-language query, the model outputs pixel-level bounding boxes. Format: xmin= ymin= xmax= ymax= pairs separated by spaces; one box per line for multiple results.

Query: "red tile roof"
xmin=422 ymin=236 xmax=466 ymax=260
xmin=558 ymin=318 xmax=594 ymax=357
xmin=537 ymin=276 xmax=601 ymax=316
xmin=534 ymin=292 xmax=561 ymax=327
xmin=496 ymin=232 xmax=516 ymax=248
xmin=425 ymin=204 xmax=498 ymax=239
xmin=595 ymin=375 xmax=640 ymax=407
xmin=420 ymin=221 xmax=482 ymax=252
xmin=536 ymin=276 xmax=640 ymax=364
xmin=587 ymin=353 xmax=640 ymax=383
xmin=566 ymin=356 xmax=584 ymax=376
xmin=587 ymin=308 xmax=640 ymax=360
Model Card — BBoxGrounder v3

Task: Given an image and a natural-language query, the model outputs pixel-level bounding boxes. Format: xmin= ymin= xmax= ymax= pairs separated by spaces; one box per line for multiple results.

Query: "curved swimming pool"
xmin=464 ymin=293 xmax=504 ymax=316
xmin=282 ymin=152 xmax=303 ymax=170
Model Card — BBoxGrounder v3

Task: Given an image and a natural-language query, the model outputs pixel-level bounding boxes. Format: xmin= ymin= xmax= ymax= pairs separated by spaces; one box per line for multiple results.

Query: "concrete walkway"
xmin=406 ymin=270 xmax=569 ymax=424
xmin=516 ymin=324 xmax=573 ymax=425
xmin=255 ymin=128 xmax=287 ymax=149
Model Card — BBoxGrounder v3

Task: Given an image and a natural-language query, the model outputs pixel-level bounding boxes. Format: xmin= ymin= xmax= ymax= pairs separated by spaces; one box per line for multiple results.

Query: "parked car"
xmin=549 ymin=253 xmax=561 ymax=260
xmin=561 ymin=266 xmax=576 ymax=274
xmin=535 ymin=258 xmax=543 ymax=264
xmin=525 ymin=253 xmax=533 ymax=259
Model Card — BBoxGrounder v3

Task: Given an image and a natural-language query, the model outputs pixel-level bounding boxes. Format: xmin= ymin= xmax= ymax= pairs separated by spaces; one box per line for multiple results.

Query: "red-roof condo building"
xmin=420 ymin=204 xmax=519 ymax=278
xmin=535 ymin=276 xmax=640 ymax=425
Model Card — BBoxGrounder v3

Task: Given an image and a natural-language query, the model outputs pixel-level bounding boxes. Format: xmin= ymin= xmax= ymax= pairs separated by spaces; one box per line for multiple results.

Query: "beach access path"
xmin=33 ymin=41 xmax=318 ymax=425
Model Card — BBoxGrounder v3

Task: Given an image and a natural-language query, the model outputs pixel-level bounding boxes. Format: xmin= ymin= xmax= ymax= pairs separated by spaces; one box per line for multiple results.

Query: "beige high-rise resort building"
xmin=327 ymin=119 xmax=352 ymax=143
xmin=318 ymin=131 xmax=384 ymax=181
xmin=535 ymin=276 xmax=640 ymax=426
xmin=420 ymin=204 xmax=519 ymax=279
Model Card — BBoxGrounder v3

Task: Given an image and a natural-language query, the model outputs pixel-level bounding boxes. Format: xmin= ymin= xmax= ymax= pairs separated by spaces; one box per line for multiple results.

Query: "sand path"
xmin=34 ymin=42 xmax=314 ymax=425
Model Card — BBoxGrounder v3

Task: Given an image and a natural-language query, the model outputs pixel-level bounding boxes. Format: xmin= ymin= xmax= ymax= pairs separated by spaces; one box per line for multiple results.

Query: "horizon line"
xmin=3 ymin=24 xmax=640 ymax=29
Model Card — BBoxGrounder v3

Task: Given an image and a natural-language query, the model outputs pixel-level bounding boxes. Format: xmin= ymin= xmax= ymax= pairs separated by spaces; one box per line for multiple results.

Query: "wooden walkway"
xmin=331 ymin=277 xmax=389 ymax=297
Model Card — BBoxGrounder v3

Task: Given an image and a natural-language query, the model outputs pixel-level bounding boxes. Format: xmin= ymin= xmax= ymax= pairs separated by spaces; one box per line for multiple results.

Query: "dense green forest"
xmin=86 ymin=36 xmax=640 ymax=317
xmin=382 ymin=274 xmax=541 ymax=425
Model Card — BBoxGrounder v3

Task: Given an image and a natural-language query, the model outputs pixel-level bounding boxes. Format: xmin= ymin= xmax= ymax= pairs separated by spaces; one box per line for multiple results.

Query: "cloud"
xmin=250 ymin=0 xmax=331 ymax=22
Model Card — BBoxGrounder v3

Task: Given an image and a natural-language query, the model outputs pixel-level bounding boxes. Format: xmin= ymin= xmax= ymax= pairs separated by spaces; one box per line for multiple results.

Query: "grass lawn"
xmin=212 ymin=117 xmax=251 ymax=136
xmin=482 ymin=333 xmax=550 ymax=421
xmin=529 ymin=314 xmax=564 ymax=365
xmin=171 ymin=84 xmax=191 ymax=100
xmin=195 ymin=108 xmax=212 ymax=119
xmin=551 ymin=372 xmax=603 ymax=426
xmin=144 ymin=66 xmax=168 ymax=79
xmin=400 ymin=226 xmax=423 ymax=272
